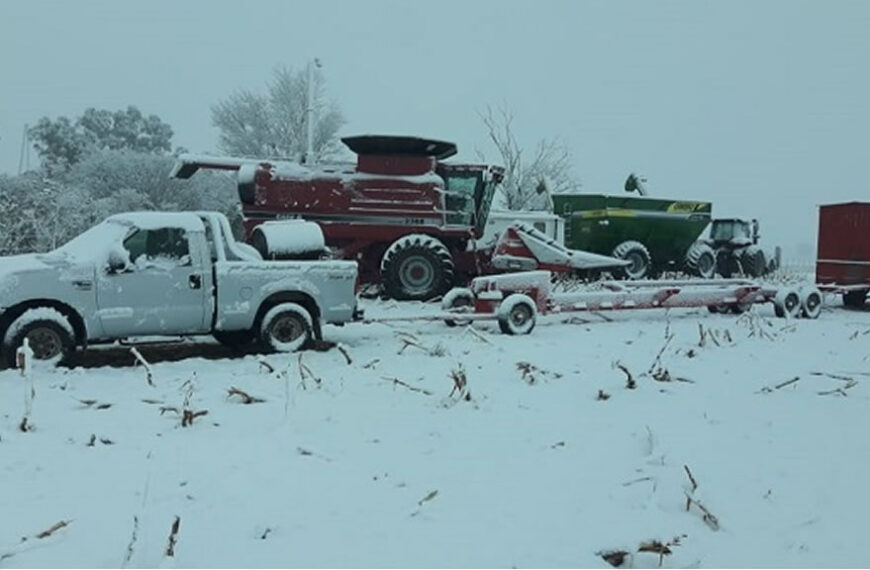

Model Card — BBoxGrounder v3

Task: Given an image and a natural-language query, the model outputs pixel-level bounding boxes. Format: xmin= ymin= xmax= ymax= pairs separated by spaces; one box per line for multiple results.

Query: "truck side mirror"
xmin=106 ymin=250 xmax=129 ymax=274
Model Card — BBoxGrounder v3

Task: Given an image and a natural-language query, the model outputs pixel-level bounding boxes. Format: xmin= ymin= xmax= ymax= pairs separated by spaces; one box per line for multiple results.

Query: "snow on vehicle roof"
xmin=107 ymin=212 xmax=205 ymax=232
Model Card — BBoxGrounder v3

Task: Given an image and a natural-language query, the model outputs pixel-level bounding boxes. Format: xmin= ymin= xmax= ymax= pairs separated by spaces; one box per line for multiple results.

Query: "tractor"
xmin=693 ymin=218 xmax=780 ymax=278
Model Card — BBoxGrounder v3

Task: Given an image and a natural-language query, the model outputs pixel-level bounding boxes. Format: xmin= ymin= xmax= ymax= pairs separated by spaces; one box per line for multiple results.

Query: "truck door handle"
xmin=189 ymin=274 xmax=202 ymax=289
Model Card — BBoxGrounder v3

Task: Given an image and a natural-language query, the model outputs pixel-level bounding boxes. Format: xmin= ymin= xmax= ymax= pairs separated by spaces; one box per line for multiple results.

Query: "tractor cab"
xmin=709 ymin=218 xmax=759 ymax=247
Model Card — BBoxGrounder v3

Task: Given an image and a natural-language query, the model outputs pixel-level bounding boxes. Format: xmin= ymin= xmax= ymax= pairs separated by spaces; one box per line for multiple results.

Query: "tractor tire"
xmin=381 ymin=235 xmax=455 ymax=301
xmin=497 ymin=294 xmax=537 ymax=335
xmin=442 ymin=287 xmax=474 ymax=327
xmin=4 ymin=310 xmax=76 ymax=368
xmin=259 ymin=303 xmax=312 ymax=353
xmin=716 ymin=251 xmax=742 ymax=278
xmin=612 ymin=240 xmax=652 ymax=280
xmin=741 ymin=246 xmax=766 ymax=277
xmin=685 ymin=243 xmax=716 ymax=279
xmin=843 ymin=290 xmax=867 ymax=308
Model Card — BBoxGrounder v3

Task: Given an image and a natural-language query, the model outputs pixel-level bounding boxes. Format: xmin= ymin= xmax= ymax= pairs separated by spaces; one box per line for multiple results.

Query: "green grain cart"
xmin=552 ymin=194 xmax=714 ymax=279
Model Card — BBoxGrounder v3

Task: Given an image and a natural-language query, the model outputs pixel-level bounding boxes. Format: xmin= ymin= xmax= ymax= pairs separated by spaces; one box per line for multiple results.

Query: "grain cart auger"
xmin=170 ymin=135 xmax=505 ymax=302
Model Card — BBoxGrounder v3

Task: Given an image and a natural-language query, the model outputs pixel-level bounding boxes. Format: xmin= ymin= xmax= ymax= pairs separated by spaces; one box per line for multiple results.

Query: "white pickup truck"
xmin=0 ymin=211 xmax=361 ymax=366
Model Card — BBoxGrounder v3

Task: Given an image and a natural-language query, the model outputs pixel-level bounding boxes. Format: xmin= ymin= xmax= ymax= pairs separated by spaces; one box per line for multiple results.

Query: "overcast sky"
xmin=1 ymin=0 xmax=868 ymax=255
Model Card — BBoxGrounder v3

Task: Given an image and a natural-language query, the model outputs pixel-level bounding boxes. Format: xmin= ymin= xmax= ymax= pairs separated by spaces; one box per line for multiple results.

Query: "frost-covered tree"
xmin=212 ymin=65 xmax=345 ymax=161
xmin=479 ymin=105 xmax=580 ymax=211
xmin=28 ymin=106 xmax=173 ymax=173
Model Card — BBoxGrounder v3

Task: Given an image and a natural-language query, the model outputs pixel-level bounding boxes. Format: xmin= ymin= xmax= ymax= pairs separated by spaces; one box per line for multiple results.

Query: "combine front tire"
xmin=381 ymin=235 xmax=455 ymax=301
xmin=685 ymin=243 xmax=716 ymax=279
xmin=497 ymin=294 xmax=537 ymax=335
xmin=612 ymin=240 xmax=652 ymax=280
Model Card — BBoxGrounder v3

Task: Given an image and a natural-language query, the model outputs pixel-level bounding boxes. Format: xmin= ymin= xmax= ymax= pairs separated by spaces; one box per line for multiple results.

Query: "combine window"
xmin=444 ymin=174 xmax=479 ymax=226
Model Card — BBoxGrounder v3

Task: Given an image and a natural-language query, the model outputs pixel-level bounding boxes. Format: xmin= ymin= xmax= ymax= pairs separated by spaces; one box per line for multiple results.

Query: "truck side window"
xmin=123 ymin=228 xmax=190 ymax=266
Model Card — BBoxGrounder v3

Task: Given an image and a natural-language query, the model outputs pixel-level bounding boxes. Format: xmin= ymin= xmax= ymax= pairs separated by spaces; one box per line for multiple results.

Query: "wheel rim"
xmin=785 ymin=293 xmax=800 ymax=312
xmin=270 ymin=315 xmax=305 ymax=344
xmin=399 ymin=255 xmax=436 ymax=294
xmin=510 ymin=304 xmax=532 ymax=328
xmin=806 ymin=293 xmax=820 ymax=312
xmin=27 ymin=327 xmax=63 ymax=360
xmin=625 ymin=252 xmax=645 ymax=277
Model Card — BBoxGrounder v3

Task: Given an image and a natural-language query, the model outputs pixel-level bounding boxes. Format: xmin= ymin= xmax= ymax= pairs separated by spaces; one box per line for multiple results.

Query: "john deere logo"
xmin=667 ymin=201 xmax=708 ymax=213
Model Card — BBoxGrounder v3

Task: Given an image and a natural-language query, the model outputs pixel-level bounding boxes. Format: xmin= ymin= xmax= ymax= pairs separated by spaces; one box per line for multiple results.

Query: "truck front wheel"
xmin=4 ymin=310 xmax=76 ymax=368
xmin=259 ymin=303 xmax=313 ymax=353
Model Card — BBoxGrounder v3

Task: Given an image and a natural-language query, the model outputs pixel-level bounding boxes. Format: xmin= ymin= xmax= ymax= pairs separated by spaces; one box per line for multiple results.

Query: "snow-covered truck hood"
xmin=0 ymin=252 xmax=94 ymax=306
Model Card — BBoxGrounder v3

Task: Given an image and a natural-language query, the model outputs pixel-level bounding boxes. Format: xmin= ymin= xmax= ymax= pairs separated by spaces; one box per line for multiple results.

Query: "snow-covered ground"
xmin=1 ymin=295 xmax=869 ymax=568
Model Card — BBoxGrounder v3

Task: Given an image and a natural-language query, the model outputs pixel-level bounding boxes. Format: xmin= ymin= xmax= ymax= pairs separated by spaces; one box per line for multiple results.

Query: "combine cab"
xmin=172 ymin=135 xmax=504 ymax=301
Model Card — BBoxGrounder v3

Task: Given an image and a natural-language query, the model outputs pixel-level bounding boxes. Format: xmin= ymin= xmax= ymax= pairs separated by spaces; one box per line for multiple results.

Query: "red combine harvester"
xmin=172 ymin=135 xmax=504 ymax=300
xmin=816 ymin=202 xmax=870 ymax=308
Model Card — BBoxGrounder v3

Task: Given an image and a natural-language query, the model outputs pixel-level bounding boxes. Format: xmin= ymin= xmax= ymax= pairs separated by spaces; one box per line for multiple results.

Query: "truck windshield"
xmin=53 ymin=220 xmax=132 ymax=261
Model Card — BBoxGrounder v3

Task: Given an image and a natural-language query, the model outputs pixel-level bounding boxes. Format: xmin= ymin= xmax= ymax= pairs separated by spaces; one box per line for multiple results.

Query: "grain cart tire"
xmin=612 ymin=240 xmax=652 ymax=280
xmin=442 ymin=288 xmax=474 ymax=327
xmin=773 ymin=289 xmax=801 ymax=319
xmin=381 ymin=235 xmax=455 ymax=301
xmin=3 ymin=308 xmax=76 ymax=368
xmin=259 ymin=303 xmax=312 ymax=353
xmin=497 ymin=294 xmax=537 ymax=335
xmin=213 ymin=330 xmax=256 ymax=348
xmin=843 ymin=290 xmax=867 ymax=308
xmin=800 ymin=287 xmax=823 ymax=319
xmin=707 ymin=304 xmax=730 ymax=314
xmin=741 ymin=246 xmax=766 ymax=278
xmin=685 ymin=243 xmax=716 ymax=279
xmin=729 ymin=303 xmax=752 ymax=314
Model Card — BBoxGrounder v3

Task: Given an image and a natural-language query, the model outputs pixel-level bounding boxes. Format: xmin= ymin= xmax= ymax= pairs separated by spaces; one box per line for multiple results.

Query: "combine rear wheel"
xmin=685 ymin=243 xmax=715 ymax=279
xmin=612 ymin=241 xmax=652 ymax=280
xmin=381 ymin=235 xmax=455 ymax=301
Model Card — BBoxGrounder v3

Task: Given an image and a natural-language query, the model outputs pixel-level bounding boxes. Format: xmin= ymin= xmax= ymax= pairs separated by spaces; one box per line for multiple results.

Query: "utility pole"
xmin=18 ymin=124 xmax=29 ymax=175
xmin=305 ymin=58 xmax=321 ymax=164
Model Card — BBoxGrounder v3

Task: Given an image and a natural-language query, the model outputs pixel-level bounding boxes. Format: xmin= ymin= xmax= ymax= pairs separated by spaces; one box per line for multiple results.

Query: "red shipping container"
xmin=816 ymin=202 xmax=870 ymax=286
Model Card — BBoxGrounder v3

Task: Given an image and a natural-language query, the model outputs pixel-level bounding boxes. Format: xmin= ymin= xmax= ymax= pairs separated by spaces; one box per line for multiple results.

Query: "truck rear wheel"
xmin=685 ymin=243 xmax=715 ymax=279
xmin=259 ymin=303 xmax=312 ymax=353
xmin=612 ymin=240 xmax=652 ymax=280
xmin=381 ymin=235 xmax=455 ymax=301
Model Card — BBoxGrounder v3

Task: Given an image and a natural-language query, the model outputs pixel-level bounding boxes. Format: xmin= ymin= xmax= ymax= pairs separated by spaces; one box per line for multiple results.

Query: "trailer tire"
xmin=741 ymin=246 xmax=766 ymax=277
xmin=685 ymin=243 xmax=716 ymax=279
xmin=259 ymin=303 xmax=312 ymax=353
xmin=843 ymin=290 xmax=867 ymax=308
xmin=800 ymin=287 xmax=822 ymax=319
xmin=497 ymin=294 xmax=537 ymax=335
xmin=707 ymin=304 xmax=730 ymax=314
xmin=381 ymin=235 xmax=455 ymax=301
xmin=773 ymin=289 xmax=801 ymax=319
xmin=3 ymin=310 xmax=76 ymax=368
xmin=442 ymin=287 xmax=474 ymax=327
xmin=612 ymin=241 xmax=652 ymax=280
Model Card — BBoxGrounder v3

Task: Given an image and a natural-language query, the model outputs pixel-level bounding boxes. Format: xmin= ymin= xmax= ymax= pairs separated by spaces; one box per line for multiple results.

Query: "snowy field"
xmin=1 ymin=294 xmax=869 ymax=568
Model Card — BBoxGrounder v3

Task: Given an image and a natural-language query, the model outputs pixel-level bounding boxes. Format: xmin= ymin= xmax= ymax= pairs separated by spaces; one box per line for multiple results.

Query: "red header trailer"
xmin=816 ymin=202 xmax=870 ymax=308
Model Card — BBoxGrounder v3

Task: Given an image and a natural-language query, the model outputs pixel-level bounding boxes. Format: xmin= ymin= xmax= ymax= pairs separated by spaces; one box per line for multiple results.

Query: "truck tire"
xmin=381 ymin=235 xmax=455 ymax=301
xmin=259 ymin=303 xmax=312 ymax=353
xmin=3 ymin=310 xmax=76 ymax=368
xmin=442 ymin=287 xmax=474 ymax=327
xmin=497 ymin=294 xmax=537 ymax=335
xmin=741 ymin=246 xmax=766 ymax=277
xmin=685 ymin=243 xmax=715 ymax=279
xmin=843 ymin=290 xmax=867 ymax=308
xmin=612 ymin=240 xmax=652 ymax=280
